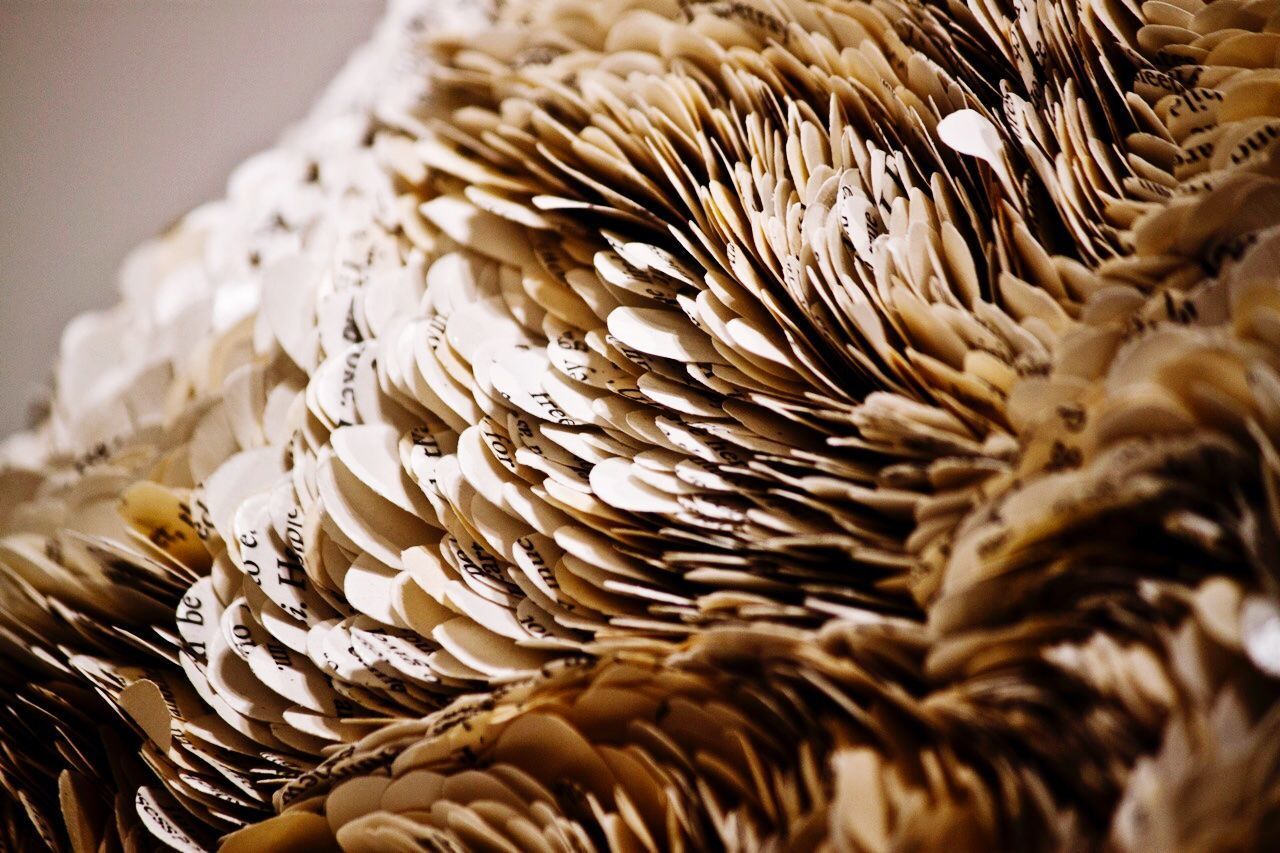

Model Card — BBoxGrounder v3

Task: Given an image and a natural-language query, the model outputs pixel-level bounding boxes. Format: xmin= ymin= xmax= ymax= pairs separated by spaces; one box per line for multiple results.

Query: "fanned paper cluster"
xmin=3 ymin=0 xmax=1280 ymax=848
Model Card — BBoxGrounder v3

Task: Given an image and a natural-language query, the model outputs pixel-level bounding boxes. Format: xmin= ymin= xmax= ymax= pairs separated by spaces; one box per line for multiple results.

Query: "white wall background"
xmin=0 ymin=1 xmax=384 ymax=437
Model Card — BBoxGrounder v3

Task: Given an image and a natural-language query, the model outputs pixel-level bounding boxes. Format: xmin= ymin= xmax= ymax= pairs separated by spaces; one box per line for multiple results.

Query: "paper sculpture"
xmin=2 ymin=0 xmax=1279 ymax=848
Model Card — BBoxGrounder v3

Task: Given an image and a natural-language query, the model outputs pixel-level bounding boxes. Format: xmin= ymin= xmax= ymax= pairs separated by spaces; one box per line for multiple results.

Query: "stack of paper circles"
xmin=3 ymin=0 xmax=1280 ymax=848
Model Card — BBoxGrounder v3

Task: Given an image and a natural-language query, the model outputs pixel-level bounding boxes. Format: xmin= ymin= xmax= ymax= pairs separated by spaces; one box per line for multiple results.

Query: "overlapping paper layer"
xmin=2 ymin=0 xmax=1280 ymax=849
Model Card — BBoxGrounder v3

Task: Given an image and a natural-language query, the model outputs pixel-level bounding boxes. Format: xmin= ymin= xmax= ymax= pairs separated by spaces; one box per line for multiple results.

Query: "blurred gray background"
xmin=0 ymin=1 xmax=384 ymax=436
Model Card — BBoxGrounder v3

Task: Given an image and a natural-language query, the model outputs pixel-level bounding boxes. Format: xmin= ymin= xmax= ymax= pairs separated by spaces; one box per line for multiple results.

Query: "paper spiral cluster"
xmin=2 ymin=0 xmax=1280 ymax=848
